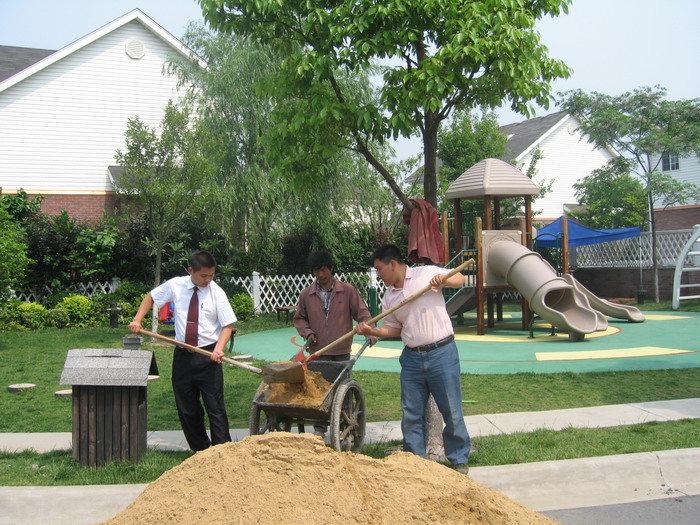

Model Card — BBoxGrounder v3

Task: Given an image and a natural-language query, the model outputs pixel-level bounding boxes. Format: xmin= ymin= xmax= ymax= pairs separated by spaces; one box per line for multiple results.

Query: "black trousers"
xmin=172 ymin=344 xmax=231 ymax=451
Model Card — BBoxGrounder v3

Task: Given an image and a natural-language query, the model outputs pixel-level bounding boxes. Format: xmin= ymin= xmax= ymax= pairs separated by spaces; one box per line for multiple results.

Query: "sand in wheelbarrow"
xmin=262 ymin=369 xmax=333 ymax=407
xmin=100 ymin=433 xmax=558 ymax=525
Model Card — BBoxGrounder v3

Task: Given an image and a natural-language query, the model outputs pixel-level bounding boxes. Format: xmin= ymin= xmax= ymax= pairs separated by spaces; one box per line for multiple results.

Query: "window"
xmin=661 ymin=151 xmax=679 ymax=171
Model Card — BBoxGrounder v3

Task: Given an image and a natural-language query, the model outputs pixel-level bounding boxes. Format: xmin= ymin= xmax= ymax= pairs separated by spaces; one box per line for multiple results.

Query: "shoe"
xmin=453 ymin=464 xmax=469 ymax=475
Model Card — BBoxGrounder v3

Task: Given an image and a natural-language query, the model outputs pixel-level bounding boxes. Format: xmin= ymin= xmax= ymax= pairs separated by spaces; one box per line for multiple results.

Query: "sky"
xmin=1 ymin=0 xmax=699 ymax=159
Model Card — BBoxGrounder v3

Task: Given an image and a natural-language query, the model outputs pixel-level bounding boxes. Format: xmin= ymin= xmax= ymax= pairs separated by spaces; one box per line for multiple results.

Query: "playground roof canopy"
xmin=535 ymin=217 xmax=641 ymax=248
xmin=445 ymin=158 xmax=539 ymax=200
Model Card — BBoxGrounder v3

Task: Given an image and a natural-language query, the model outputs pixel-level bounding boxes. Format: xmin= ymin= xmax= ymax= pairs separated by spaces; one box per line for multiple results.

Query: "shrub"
xmin=55 ymin=295 xmax=94 ymax=327
xmin=111 ymin=281 xmax=151 ymax=304
xmin=41 ymin=291 xmax=73 ymax=309
xmin=90 ymin=293 xmax=121 ymax=324
xmin=230 ymin=292 xmax=254 ymax=322
xmin=0 ymin=300 xmax=23 ymax=331
xmin=17 ymin=302 xmax=46 ymax=329
xmin=45 ymin=308 xmax=70 ymax=328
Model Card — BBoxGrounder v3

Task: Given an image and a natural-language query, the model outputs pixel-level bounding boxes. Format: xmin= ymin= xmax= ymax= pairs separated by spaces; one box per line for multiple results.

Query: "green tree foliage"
xmin=560 ymin=85 xmax=700 ymax=302
xmin=114 ymin=102 xmax=216 ymax=288
xmin=436 ymin=109 xmax=507 ymax=211
xmin=0 ymin=206 xmax=32 ymax=303
xmin=569 ymin=157 xmax=647 ymax=229
xmin=1 ymin=189 xmax=43 ymax=222
xmin=168 ymin=26 xmax=400 ymax=271
xmin=18 ymin=211 xmax=120 ymax=291
xmin=199 ymin=0 xmax=572 ymax=207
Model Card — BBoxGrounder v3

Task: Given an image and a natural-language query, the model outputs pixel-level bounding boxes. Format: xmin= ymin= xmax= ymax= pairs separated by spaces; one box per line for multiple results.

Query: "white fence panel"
xmin=573 ymin=230 xmax=694 ymax=268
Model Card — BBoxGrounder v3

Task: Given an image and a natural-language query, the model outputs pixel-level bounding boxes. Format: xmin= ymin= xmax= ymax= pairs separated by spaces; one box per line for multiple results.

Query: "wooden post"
xmin=475 ymin=217 xmax=485 ymax=335
xmin=453 ymin=199 xmax=462 ymax=253
xmin=441 ymin=210 xmax=449 ymax=264
xmin=524 ymin=196 xmax=533 ymax=249
xmin=562 ymin=216 xmax=570 ymax=274
xmin=494 ymin=197 xmax=502 ymax=322
xmin=519 ymin=217 xmax=530 ymax=330
xmin=484 ymin=198 xmax=493 ymax=229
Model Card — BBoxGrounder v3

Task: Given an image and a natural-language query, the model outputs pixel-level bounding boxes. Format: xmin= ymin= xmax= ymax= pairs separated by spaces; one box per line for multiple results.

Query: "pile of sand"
xmin=101 ymin=433 xmax=557 ymax=525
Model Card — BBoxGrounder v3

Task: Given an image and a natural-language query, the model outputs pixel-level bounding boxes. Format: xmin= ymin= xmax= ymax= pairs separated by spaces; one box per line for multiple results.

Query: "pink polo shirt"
xmin=380 ymin=265 xmax=453 ymax=348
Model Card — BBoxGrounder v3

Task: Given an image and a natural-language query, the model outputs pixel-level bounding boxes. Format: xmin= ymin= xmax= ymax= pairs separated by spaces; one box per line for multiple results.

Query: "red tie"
xmin=185 ymin=286 xmax=199 ymax=347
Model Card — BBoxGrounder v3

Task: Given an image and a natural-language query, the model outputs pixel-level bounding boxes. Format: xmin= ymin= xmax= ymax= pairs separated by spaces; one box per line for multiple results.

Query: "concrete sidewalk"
xmin=1 ymin=398 xmax=699 ymax=525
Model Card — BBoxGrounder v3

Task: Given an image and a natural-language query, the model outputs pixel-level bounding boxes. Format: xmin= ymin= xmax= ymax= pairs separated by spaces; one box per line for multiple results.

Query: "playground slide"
xmin=486 ymin=241 xmax=643 ymax=334
xmin=561 ymin=274 xmax=645 ymax=322
xmin=446 ymin=287 xmax=477 ymax=317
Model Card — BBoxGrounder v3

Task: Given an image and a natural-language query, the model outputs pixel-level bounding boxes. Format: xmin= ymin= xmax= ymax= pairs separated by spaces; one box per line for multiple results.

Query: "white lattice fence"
xmin=574 ymin=230 xmax=694 ymax=268
xmin=11 ymin=279 xmax=122 ymax=302
xmin=243 ymin=271 xmax=385 ymax=313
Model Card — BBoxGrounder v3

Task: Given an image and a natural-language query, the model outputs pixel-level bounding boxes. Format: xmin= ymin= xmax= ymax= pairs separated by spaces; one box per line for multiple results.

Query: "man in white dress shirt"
xmin=129 ymin=250 xmax=236 ymax=451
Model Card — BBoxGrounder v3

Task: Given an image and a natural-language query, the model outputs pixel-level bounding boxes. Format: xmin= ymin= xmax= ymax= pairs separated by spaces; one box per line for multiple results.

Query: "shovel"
xmin=138 ymin=329 xmax=300 ymax=383
xmin=261 ymin=258 xmax=475 ymax=383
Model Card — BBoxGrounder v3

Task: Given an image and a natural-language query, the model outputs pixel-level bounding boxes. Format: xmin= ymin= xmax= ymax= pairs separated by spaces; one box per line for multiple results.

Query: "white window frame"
xmin=661 ymin=151 xmax=680 ymax=171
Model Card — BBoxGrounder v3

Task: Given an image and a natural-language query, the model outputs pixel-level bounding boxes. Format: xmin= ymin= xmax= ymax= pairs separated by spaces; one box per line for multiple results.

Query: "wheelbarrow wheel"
xmin=249 ymin=404 xmax=292 ymax=435
xmin=329 ymin=378 xmax=365 ymax=453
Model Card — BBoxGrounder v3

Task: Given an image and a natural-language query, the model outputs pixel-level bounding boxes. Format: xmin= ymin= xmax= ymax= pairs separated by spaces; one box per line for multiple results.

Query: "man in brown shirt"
xmin=294 ymin=250 xmax=373 ymax=361
xmin=293 ymin=250 xmax=373 ymax=437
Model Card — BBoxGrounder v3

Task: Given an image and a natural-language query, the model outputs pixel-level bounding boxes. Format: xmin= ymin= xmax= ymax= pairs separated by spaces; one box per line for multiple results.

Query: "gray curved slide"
xmin=561 ymin=273 xmax=645 ymax=322
xmin=486 ymin=241 xmax=643 ymax=334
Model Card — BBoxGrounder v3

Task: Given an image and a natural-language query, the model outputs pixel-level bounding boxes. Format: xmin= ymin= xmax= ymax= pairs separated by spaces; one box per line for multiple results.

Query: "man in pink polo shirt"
xmin=355 ymin=244 xmax=471 ymax=474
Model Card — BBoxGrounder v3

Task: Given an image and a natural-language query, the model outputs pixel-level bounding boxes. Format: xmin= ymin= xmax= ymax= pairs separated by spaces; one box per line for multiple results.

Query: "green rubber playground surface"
xmin=233 ymin=311 xmax=700 ymax=374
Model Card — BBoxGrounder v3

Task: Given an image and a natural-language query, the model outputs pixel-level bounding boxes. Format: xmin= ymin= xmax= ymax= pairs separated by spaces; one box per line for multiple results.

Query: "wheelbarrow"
xmin=248 ymin=338 xmax=372 ymax=452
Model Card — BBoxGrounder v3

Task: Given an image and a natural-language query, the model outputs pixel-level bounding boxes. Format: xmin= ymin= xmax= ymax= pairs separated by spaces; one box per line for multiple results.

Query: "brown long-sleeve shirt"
xmin=293 ymin=278 xmax=371 ymax=356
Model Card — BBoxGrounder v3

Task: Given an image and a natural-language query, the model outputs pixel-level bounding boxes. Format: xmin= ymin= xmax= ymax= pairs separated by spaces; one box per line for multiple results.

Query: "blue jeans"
xmin=399 ymin=340 xmax=470 ymax=465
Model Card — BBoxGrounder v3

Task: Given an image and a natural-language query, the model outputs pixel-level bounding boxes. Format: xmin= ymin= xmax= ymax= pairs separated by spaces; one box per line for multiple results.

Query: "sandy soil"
xmin=101 ymin=433 xmax=558 ymax=525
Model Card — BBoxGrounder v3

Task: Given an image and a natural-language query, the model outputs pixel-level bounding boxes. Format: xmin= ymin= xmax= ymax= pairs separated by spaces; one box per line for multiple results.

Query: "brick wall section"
xmin=655 ymin=206 xmax=700 ymax=230
xmin=572 ymin=267 xmax=700 ymax=301
xmin=32 ymin=194 xmax=116 ymax=223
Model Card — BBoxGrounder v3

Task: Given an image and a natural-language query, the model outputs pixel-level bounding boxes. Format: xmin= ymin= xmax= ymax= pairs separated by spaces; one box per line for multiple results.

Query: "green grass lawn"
xmin=2 ymin=307 xmax=699 ymax=485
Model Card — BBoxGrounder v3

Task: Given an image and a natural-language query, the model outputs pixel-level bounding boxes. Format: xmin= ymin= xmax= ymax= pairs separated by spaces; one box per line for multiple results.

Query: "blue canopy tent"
xmin=534 ymin=217 xmax=641 ymax=248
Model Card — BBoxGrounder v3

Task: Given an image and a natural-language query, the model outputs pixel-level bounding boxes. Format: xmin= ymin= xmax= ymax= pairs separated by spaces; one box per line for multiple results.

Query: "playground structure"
xmin=672 ymin=223 xmax=700 ymax=309
xmin=440 ymin=158 xmax=644 ymax=339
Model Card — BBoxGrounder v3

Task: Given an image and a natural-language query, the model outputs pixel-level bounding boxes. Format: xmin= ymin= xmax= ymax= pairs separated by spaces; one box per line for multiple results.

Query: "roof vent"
xmin=125 ymin=38 xmax=145 ymax=59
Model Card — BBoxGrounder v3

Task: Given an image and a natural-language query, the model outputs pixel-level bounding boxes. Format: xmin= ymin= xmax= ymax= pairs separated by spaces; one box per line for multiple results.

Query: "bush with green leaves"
xmin=40 ymin=291 xmax=73 ymax=309
xmin=17 ymin=302 xmax=46 ymax=329
xmin=229 ymin=292 xmax=254 ymax=322
xmin=0 ymin=206 xmax=32 ymax=303
xmin=0 ymin=300 xmax=22 ymax=330
xmin=111 ymin=281 xmax=150 ymax=304
xmin=45 ymin=308 xmax=70 ymax=328
xmin=55 ymin=295 xmax=95 ymax=327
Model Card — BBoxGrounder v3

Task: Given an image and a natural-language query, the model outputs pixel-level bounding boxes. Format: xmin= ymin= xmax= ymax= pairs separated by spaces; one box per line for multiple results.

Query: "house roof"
xmin=0 ymin=46 xmax=55 ymax=83
xmin=445 ymin=158 xmax=539 ymax=200
xmin=0 ymin=8 xmax=204 ymax=94
xmin=500 ymin=110 xmax=570 ymax=162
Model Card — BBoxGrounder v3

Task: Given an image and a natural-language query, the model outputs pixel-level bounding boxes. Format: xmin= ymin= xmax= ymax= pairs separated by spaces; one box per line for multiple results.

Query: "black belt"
xmin=407 ymin=335 xmax=454 ymax=353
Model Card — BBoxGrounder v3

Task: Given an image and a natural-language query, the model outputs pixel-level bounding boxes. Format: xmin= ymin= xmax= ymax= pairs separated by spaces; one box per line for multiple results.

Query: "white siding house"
xmin=500 ymin=111 xmax=616 ymax=222
xmin=651 ymin=152 xmax=700 ymax=206
xmin=0 ymin=9 xmax=201 ymax=220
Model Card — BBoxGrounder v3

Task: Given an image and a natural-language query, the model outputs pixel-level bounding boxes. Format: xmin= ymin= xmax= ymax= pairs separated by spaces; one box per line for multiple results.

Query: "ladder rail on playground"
xmin=672 ymin=224 xmax=700 ymax=309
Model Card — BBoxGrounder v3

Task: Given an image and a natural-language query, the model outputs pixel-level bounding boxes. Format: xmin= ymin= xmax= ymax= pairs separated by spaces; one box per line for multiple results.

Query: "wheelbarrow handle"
xmin=303 ymin=258 xmax=475 ymax=364
xmin=139 ymin=329 xmax=263 ymax=375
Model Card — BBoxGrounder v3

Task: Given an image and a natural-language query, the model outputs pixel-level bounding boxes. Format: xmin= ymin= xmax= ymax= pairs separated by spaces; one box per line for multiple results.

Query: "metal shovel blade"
xmin=260 ymin=361 xmax=305 ymax=384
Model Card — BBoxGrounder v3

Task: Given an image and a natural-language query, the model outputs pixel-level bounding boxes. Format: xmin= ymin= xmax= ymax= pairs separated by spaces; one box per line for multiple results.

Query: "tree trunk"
xmin=648 ymin=193 xmax=660 ymax=303
xmin=425 ymin=394 xmax=446 ymax=462
xmin=355 ymin=141 xmax=414 ymax=211
xmin=423 ymin=112 xmax=440 ymax=208
xmin=150 ymin=248 xmax=164 ymax=334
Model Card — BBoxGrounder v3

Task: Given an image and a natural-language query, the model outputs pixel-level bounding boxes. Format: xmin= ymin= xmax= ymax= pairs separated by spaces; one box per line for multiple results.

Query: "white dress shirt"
xmin=151 ymin=275 xmax=236 ymax=347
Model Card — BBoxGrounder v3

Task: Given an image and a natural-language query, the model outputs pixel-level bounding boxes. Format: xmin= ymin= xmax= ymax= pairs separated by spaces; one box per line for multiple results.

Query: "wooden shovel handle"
xmin=304 ymin=258 xmax=475 ymax=363
xmin=139 ymin=329 xmax=262 ymax=375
